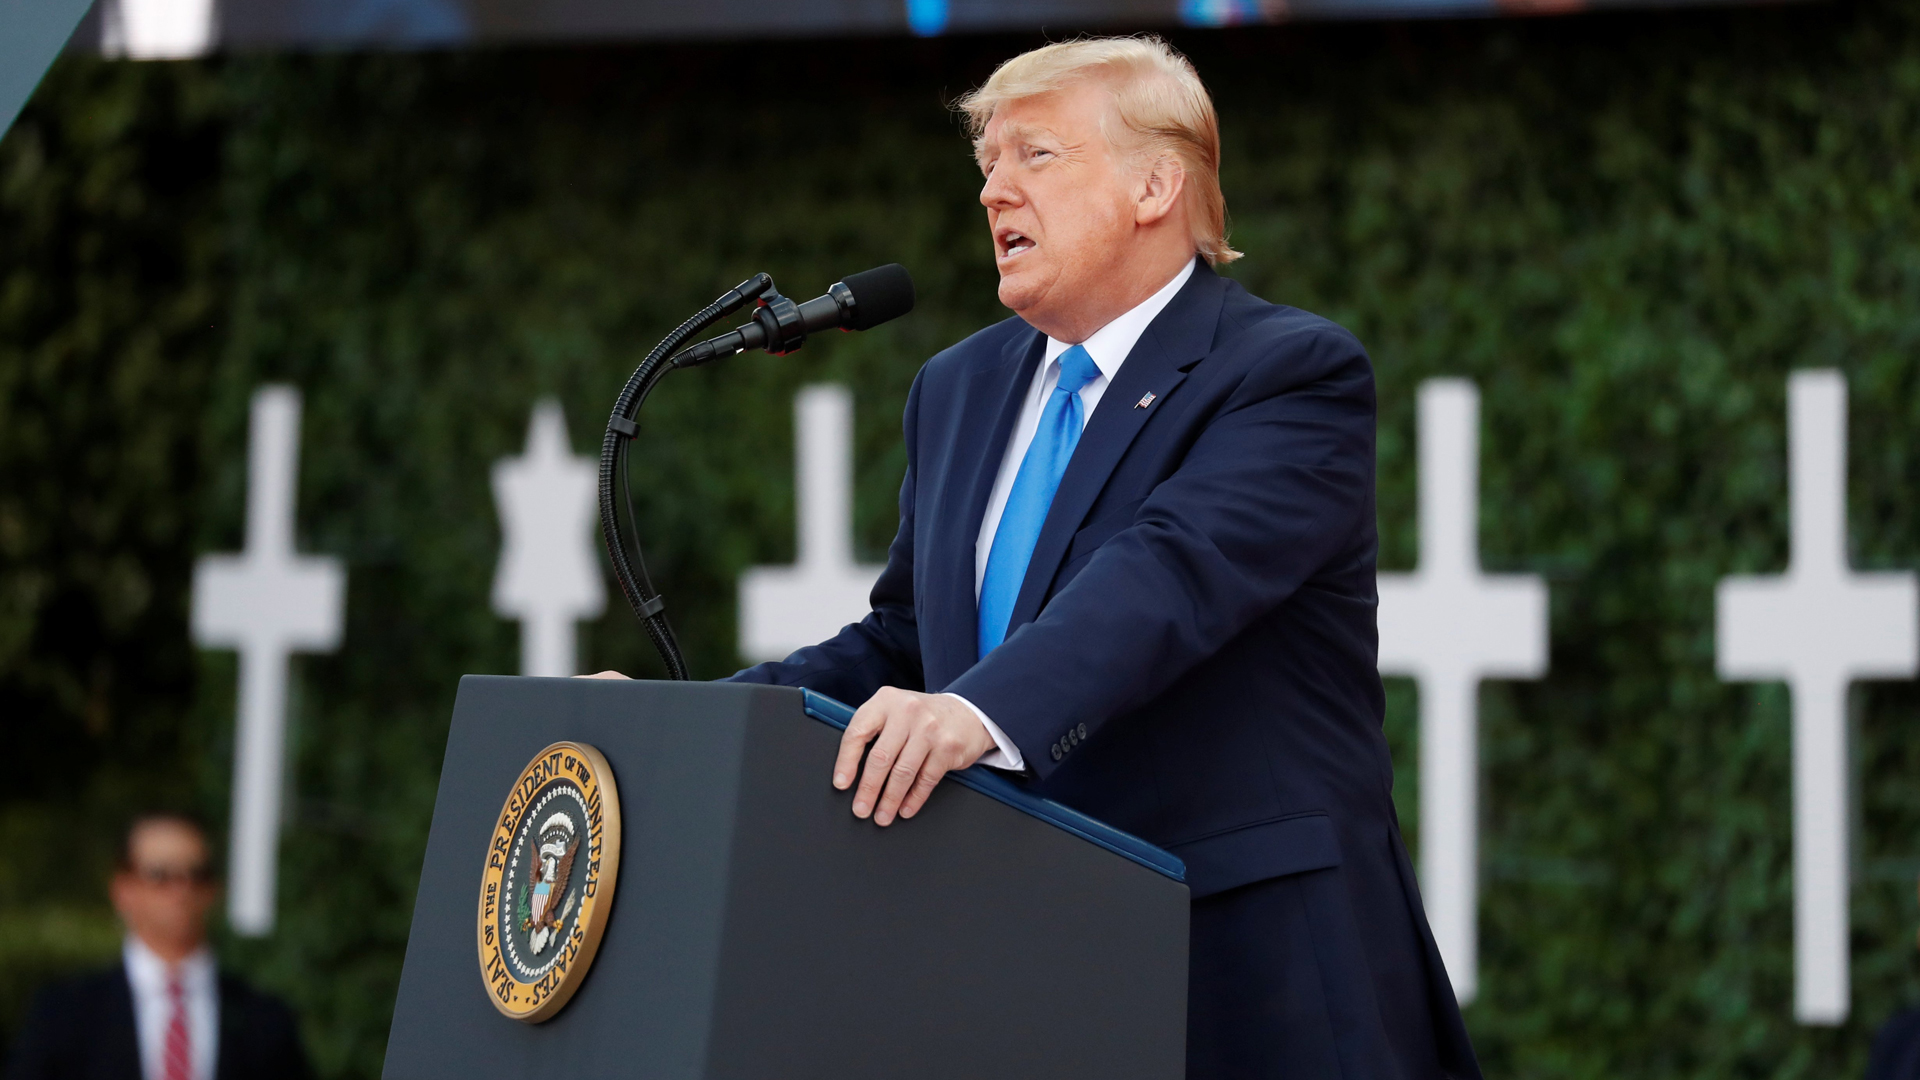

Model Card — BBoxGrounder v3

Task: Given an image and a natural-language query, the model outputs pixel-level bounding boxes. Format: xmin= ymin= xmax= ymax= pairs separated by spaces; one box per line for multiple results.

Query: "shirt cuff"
xmin=942 ymin=693 xmax=1027 ymax=772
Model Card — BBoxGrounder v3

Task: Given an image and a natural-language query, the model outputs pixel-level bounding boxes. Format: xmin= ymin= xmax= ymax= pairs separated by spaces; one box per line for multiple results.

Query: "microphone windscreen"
xmin=842 ymin=264 xmax=916 ymax=331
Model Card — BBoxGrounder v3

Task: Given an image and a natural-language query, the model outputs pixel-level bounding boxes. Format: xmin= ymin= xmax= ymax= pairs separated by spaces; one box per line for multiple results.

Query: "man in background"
xmin=4 ymin=813 xmax=309 ymax=1080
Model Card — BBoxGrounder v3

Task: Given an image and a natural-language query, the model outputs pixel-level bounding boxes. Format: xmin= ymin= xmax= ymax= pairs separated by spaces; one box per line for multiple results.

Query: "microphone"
xmin=671 ymin=264 xmax=915 ymax=367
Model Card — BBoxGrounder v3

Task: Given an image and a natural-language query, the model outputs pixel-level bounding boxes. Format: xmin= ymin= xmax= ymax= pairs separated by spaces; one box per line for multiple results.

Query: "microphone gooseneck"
xmin=599 ymin=264 xmax=916 ymax=679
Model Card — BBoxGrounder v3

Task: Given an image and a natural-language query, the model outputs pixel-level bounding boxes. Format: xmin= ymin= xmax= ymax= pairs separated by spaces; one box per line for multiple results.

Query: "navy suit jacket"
xmin=736 ymin=264 xmax=1479 ymax=1078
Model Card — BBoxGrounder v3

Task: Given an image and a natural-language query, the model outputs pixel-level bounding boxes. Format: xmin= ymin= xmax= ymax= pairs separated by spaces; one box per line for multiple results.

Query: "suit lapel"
xmin=106 ymin=962 xmax=143 ymax=1076
xmin=1005 ymin=266 xmax=1227 ymax=634
xmin=926 ymin=327 xmax=1045 ymax=688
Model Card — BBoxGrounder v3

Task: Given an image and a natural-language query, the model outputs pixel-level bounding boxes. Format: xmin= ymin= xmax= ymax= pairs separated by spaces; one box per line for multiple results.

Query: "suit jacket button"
xmin=1051 ymin=744 xmax=1063 ymax=762
xmin=1078 ymin=723 xmax=1088 ymax=739
xmin=1068 ymin=729 xmax=1078 ymax=746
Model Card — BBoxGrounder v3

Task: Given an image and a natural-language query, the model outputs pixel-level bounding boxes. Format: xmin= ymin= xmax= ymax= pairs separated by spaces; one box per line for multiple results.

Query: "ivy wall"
xmin=4 ymin=1 xmax=1920 ymax=1076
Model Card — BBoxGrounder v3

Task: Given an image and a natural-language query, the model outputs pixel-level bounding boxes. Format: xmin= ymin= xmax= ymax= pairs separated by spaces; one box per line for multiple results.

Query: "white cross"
xmin=1715 ymin=369 xmax=1917 ymax=1025
xmin=1377 ymin=378 xmax=1549 ymax=1005
xmin=739 ymin=385 xmax=883 ymax=663
xmin=491 ymin=399 xmax=605 ymax=677
xmin=192 ymin=386 xmax=344 ymax=937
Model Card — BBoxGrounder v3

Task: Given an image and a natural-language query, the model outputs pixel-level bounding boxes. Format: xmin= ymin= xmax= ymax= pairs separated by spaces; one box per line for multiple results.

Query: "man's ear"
xmin=1135 ymin=156 xmax=1187 ymax=227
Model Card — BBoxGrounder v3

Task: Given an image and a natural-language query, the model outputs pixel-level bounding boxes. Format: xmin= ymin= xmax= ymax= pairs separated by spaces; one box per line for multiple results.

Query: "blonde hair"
xmin=956 ymin=36 xmax=1242 ymax=266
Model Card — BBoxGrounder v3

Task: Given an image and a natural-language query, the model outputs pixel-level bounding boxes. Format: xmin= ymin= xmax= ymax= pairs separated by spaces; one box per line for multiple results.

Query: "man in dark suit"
xmin=595 ymin=34 xmax=1478 ymax=1079
xmin=4 ymin=813 xmax=309 ymax=1080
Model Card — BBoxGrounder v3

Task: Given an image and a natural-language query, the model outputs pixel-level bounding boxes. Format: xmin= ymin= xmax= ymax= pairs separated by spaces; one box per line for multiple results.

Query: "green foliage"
xmin=0 ymin=57 xmax=226 ymax=1033
xmin=5 ymin=3 xmax=1920 ymax=1077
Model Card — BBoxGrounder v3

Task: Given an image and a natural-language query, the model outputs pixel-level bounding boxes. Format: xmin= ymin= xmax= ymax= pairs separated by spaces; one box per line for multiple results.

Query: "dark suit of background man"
xmin=4 ymin=814 xmax=310 ymax=1080
xmin=588 ymin=34 xmax=1480 ymax=1080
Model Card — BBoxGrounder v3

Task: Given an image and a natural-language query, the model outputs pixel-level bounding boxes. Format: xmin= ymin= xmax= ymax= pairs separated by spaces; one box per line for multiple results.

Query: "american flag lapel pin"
xmin=1135 ymin=391 xmax=1156 ymax=410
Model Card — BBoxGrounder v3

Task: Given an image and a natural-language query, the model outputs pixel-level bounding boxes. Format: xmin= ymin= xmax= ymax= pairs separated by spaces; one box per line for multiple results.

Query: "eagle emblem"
xmin=479 ymin=741 xmax=623 ymax=1023
xmin=518 ymin=812 xmax=579 ymax=955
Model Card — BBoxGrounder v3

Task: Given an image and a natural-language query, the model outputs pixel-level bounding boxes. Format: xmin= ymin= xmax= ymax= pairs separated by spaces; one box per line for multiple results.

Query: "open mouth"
xmin=998 ymin=229 xmax=1035 ymax=259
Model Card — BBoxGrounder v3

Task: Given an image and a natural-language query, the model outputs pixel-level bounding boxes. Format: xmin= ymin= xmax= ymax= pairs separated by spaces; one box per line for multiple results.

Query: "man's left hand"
xmin=834 ymin=688 xmax=997 ymax=826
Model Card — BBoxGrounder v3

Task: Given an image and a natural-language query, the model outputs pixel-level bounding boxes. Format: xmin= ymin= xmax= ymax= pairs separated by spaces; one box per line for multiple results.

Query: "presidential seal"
xmin=477 ymin=741 xmax=622 ymax=1022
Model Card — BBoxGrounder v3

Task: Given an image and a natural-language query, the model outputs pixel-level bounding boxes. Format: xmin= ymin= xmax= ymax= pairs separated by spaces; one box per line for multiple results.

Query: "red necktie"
xmin=162 ymin=976 xmax=191 ymax=1080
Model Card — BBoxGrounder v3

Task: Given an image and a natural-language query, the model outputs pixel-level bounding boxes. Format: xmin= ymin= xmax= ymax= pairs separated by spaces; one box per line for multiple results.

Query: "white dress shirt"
xmin=949 ymin=258 xmax=1198 ymax=770
xmin=124 ymin=935 xmax=219 ymax=1080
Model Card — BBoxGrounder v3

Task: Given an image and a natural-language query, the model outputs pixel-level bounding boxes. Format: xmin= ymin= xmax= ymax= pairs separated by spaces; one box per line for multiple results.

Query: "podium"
xmin=383 ymin=677 xmax=1190 ymax=1079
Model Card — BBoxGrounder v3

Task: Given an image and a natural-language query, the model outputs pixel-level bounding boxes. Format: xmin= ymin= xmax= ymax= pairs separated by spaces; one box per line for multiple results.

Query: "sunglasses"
xmin=131 ymin=865 xmax=215 ymax=887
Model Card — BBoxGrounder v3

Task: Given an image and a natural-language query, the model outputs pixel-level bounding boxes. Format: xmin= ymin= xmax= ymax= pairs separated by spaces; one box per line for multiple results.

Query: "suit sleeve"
xmin=259 ymin=993 xmax=314 ymax=1080
xmin=222 ymin=979 xmax=313 ymax=1080
xmin=726 ymin=368 xmax=927 ymax=704
xmin=945 ymin=323 xmax=1376 ymax=778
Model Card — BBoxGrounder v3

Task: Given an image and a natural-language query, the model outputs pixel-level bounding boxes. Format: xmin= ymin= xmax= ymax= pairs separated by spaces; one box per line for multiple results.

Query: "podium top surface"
xmin=800 ymin=690 xmax=1185 ymax=883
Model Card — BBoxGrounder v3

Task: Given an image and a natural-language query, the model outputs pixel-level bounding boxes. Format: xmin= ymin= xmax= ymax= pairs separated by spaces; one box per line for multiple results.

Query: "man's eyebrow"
xmin=994 ymin=121 xmax=1055 ymax=146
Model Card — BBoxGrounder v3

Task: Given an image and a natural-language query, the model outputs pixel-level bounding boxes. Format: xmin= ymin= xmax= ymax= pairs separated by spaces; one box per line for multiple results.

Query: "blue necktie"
xmin=979 ymin=344 xmax=1102 ymax=658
